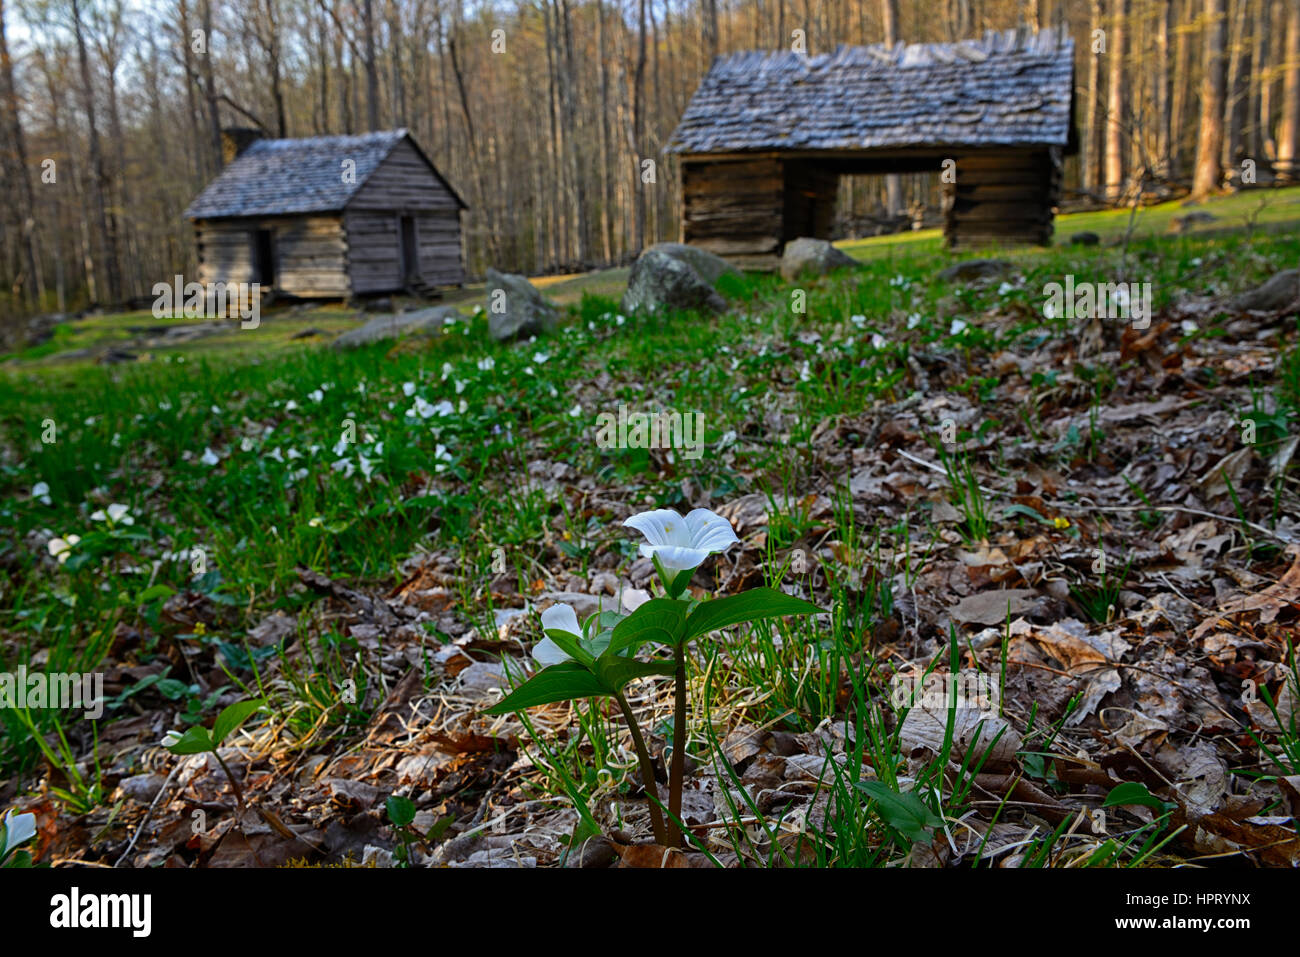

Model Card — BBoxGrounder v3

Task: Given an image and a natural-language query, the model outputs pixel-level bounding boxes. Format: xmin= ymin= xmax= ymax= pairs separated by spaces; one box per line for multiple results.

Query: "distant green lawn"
xmin=839 ymin=183 xmax=1300 ymax=260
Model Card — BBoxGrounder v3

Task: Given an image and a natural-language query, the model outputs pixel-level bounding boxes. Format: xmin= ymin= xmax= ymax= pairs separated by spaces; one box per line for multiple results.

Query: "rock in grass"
xmin=1070 ymin=231 xmax=1100 ymax=246
xmin=621 ymin=247 xmax=726 ymax=315
xmin=937 ymin=258 xmax=1014 ymax=282
xmin=780 ymin=237 xmax=858 ymax=281
xmin=1232 ymin=268 xmax=1299 ymax=312
xmin=643 ymin=242 xmax=739 ymax=286
xmin=332 ymin=305 xmax=462 ymax=349
xmin=486 ymin=268 xmax=560 ymax=341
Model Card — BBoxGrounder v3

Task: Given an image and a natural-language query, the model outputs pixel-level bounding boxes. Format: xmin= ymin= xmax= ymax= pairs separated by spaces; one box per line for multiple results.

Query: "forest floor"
xmin=1 ymin=188 xmax=1299 ymax=868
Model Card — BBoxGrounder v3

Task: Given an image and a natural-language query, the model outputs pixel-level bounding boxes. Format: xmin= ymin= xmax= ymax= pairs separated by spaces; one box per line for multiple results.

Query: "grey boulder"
xmin=938 ymin=258 xmax=1014 ymax=282
xmin=780 ymin=237 xmax=858 ymax=281
xmin=621 ymin=247 xmax=726 ymax=315
xmin=1233 ymin=269 xmax=1299 ymax=312
xmin=486 ymin=268 xmax=560 ymax=341
xmin=332 ymin=305 xmax=462 ymax=349
xmin=643 ymin=242 xmax=740 ymax=286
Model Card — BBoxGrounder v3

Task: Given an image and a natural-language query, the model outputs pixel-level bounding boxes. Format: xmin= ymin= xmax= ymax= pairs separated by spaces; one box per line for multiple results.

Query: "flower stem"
xmin=213 ymin=750 xmax=247 ymax=813
xmin=668 ymin=643 xmax=687 ymax=848
xmin=614 ymin=691 xmax=670 ymax=847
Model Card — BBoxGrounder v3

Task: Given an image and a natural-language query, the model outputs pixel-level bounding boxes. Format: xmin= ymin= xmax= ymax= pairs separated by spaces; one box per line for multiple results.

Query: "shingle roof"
xmin=667 ymin=27 xmax=1075 ymax=155
xmin=184 ymin=128 xmax=466 ymax=219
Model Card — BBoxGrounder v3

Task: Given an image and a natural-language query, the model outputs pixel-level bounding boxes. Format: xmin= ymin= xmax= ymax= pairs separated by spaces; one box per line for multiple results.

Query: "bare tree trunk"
xmin=1248 ymin=0 xmax=1269 ymax=158
xmin=1192 ymin=0 xmax=1229 ymax=196
xmin=1156 ymin=0 xmax=1173 ymax=176
xmin=0 ymin=0 xmax=42 ymax=308
xmin=703 ymin=0 xmax=718 ymax=61
xmin=1084 ymin=0 xmax=1104 ymax=189
xmin=1278 ymin=0 xmax=1300 ymax=178
xmin=363 ymin=0 xmax=379 ymax=130
xmin=1105 ymin=0 xmax=1128 ymax=201
xmin=199 ymin=0 xmax=222 ymax=166
xmin=72 ymin=0 xmax=120 ymax=303
xmin=1223 ymin=0 xmax=1251 ymax=181
xmin=632 ymin=0 xmax=647 ymax=253
xmin=881 ymin=0 xmax=902 ymax=216
xmin=262 ymin=0 xmax=287 ymax=136
xmin=1171 ymin=0 xmax=1193 ymax=175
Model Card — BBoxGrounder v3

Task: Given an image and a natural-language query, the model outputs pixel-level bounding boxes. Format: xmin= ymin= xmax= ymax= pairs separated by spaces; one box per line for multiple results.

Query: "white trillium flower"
xmin=534 ymin=603 xmax=583 ymax=667
xmin=950 ymin=318 xmax=968 ymax=336
xmin=308 ymin=389 xmax=324 ymax=403
xmin=32 ymin=482 xmax=51 ymax=505
xmin=47 ymin=534 xmax=81 ymax=564
xmin=160 ymin=730 xmax=183 ymax=748
xmin=284 ymin=399 xmax=299 ymax=412
xmin=91 ymin=503 xmax=133 ymax=526
xmin=402 ymin=381 xmax=417 ymax=396
xmin=477 ymin=356 xmax=495 ymax=371
xmin=200 ymin=447 xmax=220 ymax=466
xmin=623 ymin=507 xmax=740 ymax=573
xmin=2 ymin=809 xmax=37 ymax=858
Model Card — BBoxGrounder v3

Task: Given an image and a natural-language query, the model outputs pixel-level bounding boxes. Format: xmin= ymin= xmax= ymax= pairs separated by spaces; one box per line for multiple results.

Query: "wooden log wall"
xmin=944 ymin=149 xmax=1056 ymax=248
xmin=680 ymin=157 xmax=784 ymax=270
xmin=346 ymin=137 xmax=466 ymax=292
xmin=194 ymin=215 xmax=350 ymax=298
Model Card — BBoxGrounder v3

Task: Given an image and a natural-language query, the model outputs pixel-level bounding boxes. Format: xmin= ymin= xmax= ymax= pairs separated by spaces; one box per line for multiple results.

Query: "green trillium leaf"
xmin=386 ymin=794 xmax=417 ymax=827
xmin=608 ymin=598 xmax=687 ymax=654
xmin=484 ymin=662 xmax=611 ymax=714
xmin=593 ymin=653 xmax=676 ymax=692
xmin=1101 ymin=781 xmax=1172 ymax=812
xmin=543 ymin=629 xmax=594 ymax=668
xmin=212 ymin=698 xmax=266 ymax=748
xmin=164 ymin=725 xmax=215 ymax=755
xmin=681 ymin=587 xmax=822 ymax=644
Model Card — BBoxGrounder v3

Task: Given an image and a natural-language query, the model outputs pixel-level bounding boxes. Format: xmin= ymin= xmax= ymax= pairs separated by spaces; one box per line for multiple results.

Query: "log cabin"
xmin=184 ymin=128 xmax=467 ymax=298
xmin=666 ymin=27 xmax=1078 ymax=269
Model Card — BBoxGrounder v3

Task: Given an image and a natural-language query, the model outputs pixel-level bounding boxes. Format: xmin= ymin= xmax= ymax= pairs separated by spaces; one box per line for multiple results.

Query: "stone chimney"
xmin=221 ymin=128 xmax=263 ymax=165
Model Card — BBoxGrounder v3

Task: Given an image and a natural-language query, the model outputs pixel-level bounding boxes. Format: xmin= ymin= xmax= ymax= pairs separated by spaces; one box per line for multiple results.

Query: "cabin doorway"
xmin=399 ymin=216 xmax=419 ymax=282
xmin=252 ymin=229 xmax=276 ymax=287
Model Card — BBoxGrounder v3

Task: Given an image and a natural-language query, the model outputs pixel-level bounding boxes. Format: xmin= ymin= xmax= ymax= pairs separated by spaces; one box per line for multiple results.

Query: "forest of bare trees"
xmin=1 ymin=0 xmax=1298 ymax=321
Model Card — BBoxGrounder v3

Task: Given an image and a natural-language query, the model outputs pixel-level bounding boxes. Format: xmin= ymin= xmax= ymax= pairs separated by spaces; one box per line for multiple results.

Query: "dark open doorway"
xmin=252 ymin=229 xmax=275 ymax=287
xmin=399 ymin=215 xmax=419 ymax=283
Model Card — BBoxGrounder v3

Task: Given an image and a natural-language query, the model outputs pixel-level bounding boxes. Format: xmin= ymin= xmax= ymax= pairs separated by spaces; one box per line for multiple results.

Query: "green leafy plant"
xmin=163 ymin=697 xmax=266 ymax=812
xmin=487 ymin=507 xmax=821 ymax=848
